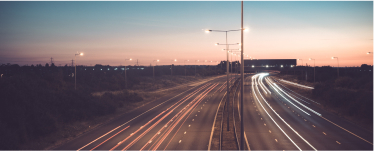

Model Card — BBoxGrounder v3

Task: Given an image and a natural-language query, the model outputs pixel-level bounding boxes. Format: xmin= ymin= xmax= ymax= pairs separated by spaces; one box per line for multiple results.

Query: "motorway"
xmin=55 ymin=75 xmax=236 ymax=150
xmin=55 ymin=73 xmax=373 ymax=150
xmin=243 ymin=73 xmax=373 ymax=150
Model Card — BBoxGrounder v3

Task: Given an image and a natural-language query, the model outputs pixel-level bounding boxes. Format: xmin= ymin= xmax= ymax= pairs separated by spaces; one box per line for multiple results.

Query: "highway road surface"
xmin=243 ymin=73 xmax=372 ymax=150
xmin=55 ymin=73 xmax=373 ymax=150
xmin=55 ymin=75 xmax=236 ymax=150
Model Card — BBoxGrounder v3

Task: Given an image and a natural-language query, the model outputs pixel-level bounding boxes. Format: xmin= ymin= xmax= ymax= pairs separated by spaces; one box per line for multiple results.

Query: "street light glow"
xmin=205 ymin=29 xmax=211 ymax=33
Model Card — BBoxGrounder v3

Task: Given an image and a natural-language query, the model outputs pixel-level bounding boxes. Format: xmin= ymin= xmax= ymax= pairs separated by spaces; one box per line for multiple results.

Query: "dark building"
xmin=243 ymin=59 xmax=297 ymax=68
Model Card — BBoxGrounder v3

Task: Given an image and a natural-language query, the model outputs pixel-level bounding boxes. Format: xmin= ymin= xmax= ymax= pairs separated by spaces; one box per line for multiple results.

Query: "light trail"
xmin=77 ymin=83 xmax=209 ymax=151
xmin=149 ymin=83 xmax=218 ymax=150
xmin=252 ymin=75 xmax=302 ymax=151
xmin=110 ymin=83 xmax=211 ymax=150
xmin=279 ymin=79 xmax=314 ymax=89
xmin=254 ymin=74 xmax=317 ymax=151
xmin=272 ymin=83 xmax=321 ymax=116
xmin=264 ymin=77 xmax=311 ymax=116
xmin=272 ymin=77 xmax=320 ymax=105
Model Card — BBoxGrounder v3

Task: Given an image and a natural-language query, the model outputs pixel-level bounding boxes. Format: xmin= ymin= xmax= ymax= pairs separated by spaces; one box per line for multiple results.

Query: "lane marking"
xmin=320 ymin=116 xmax=373 ymax=145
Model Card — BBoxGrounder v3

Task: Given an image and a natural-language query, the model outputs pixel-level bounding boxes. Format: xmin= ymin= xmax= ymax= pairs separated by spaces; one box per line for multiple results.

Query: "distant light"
xmin=215 ymin=43 xmax=219 ymax=46
xmin=281 ymin=65 xmax=283 ymax=68
xmin=80 ymin=53 xmax=83 ymax=56
xmin=266 ymin=65 xmax=269 ymax=68
xmin=129 ymin=58 xmax=132 ymax=61
xmin=205 ymin=29 xmax=211 ymax=33
xmin=243 ymin=28 xmax=249 ymax=32
xmin=252 ymin=65 xmax=254 ymax=68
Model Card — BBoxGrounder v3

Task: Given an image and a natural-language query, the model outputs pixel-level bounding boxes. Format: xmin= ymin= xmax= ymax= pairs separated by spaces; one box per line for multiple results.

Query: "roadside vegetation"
xmin=0 ymin=63 xmax=223 ymax=149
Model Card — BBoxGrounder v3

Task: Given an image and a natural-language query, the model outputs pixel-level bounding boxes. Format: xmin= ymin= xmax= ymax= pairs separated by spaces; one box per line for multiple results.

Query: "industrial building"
xmin=243 ymin=59 xmax=297 ymax=68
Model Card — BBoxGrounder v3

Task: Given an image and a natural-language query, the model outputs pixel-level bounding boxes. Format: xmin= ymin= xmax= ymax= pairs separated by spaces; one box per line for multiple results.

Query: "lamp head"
xmin=129 ymin=58 xmax=132 ymax=61
xmin=80 ymin=53 xmax=83 ymax=56
xmin=215 ymin=43 xmax=219 ymax=46
xmin=205 ymin=29 xmax=211 ymax=33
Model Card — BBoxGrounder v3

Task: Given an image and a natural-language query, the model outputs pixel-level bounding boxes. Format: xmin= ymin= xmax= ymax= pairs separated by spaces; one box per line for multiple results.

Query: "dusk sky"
xmin=0 ymin=1 xmax=372 ymax=67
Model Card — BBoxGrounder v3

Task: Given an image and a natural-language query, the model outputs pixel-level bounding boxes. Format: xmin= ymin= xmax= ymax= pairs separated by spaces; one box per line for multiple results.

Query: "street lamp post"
xmin=331 ymin=57 xmax=339 ymax=78
xmin=207 ymin=28 xmax=244 ymax=132
xmin=298 ymin=59 xmax=303 ymax=66
xmin=125 ymin=58 xmax=132 ymax=89
xmin=195 ymin=60 xmax=199 ymax=77
xmin=153 ymin=59 xmax=159 ymax=80
xmin=240 ymin=2 xmax=245 ymax=149
xmin=74 ymin=52 xmax=83 ymax=90
xmin=184 ymin=60 xmax=189 ymax=77
xmin=309 ymin=58 xmax=315 ymax=83
xmin=171 ymin=59 xmax=177 ymax=76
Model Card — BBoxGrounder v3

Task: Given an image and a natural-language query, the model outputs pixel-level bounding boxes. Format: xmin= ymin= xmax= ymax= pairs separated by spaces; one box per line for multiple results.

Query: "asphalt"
xmin=243 ymin=73 xmax=373 ymax=150
xmin=55 ymin=75 xmax=231 ymax=150
xmin=55 ymin=73 xmax=373 ymax=150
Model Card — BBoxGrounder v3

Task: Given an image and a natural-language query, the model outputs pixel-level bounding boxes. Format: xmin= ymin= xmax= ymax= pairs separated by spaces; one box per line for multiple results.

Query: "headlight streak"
xmin=253 ymin=74 xmax=317 ymax=151
xmin=257 ymin=74 xmax=268 ymax=94
xmin=272 ymin=78 xmax=320 ymax=105
xmin=252 ymin=75 xmax=302 ymax=151
xmin=280 ymin=79 xmax=314 ymax=89
xmin=264 ymin=79 xmax=311 ymax=116
xmin=273 ymin=83 xmax=321 ymax=117
xmin=268 ymin=76 xmax=373 ymax=146
xmin=265 ymin=77 xmax=310 ymax=105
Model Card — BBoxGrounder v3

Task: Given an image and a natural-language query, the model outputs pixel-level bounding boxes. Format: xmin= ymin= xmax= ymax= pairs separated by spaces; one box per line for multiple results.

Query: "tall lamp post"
xmin=125 ymin=58 xmax=132 ymax=89
xmin=74 ymin=52 xmax=83 ymax=90
xmin=309 ymin=58 xmax=315 ymax=83
xmin=240 ymin=2 xmax=245 ymax=149
xmin=195 ymin=60 xmax=199 ymax=77
xmin=298 ymin=59 xmax=303 ymax=66
xmin=184 ymin=60 xmax=189 ymax=77
xmin=331 ymin=57 xmax=339 ymax=78
xmin=153 ymin=59 xmax=159 ymax=80
xmin=171 ymin=59 xmax=177 ymax=76
xmin=206 ymin=28 xmax=246 ymax=132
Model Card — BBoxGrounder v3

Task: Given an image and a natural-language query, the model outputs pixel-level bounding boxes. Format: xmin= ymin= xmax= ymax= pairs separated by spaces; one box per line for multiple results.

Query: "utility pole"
xmin=240 ymin=1 xmax=244 ymax=150
xmin=50 ymin=57 xmax=53 ymax=65
xmin=71 ymin=59 xmax=74 ymax=67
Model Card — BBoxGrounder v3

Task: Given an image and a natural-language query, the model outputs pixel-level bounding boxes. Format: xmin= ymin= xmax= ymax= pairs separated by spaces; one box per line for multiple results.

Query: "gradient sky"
xmin=0 ymin=1 xmax=372 ymax=67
